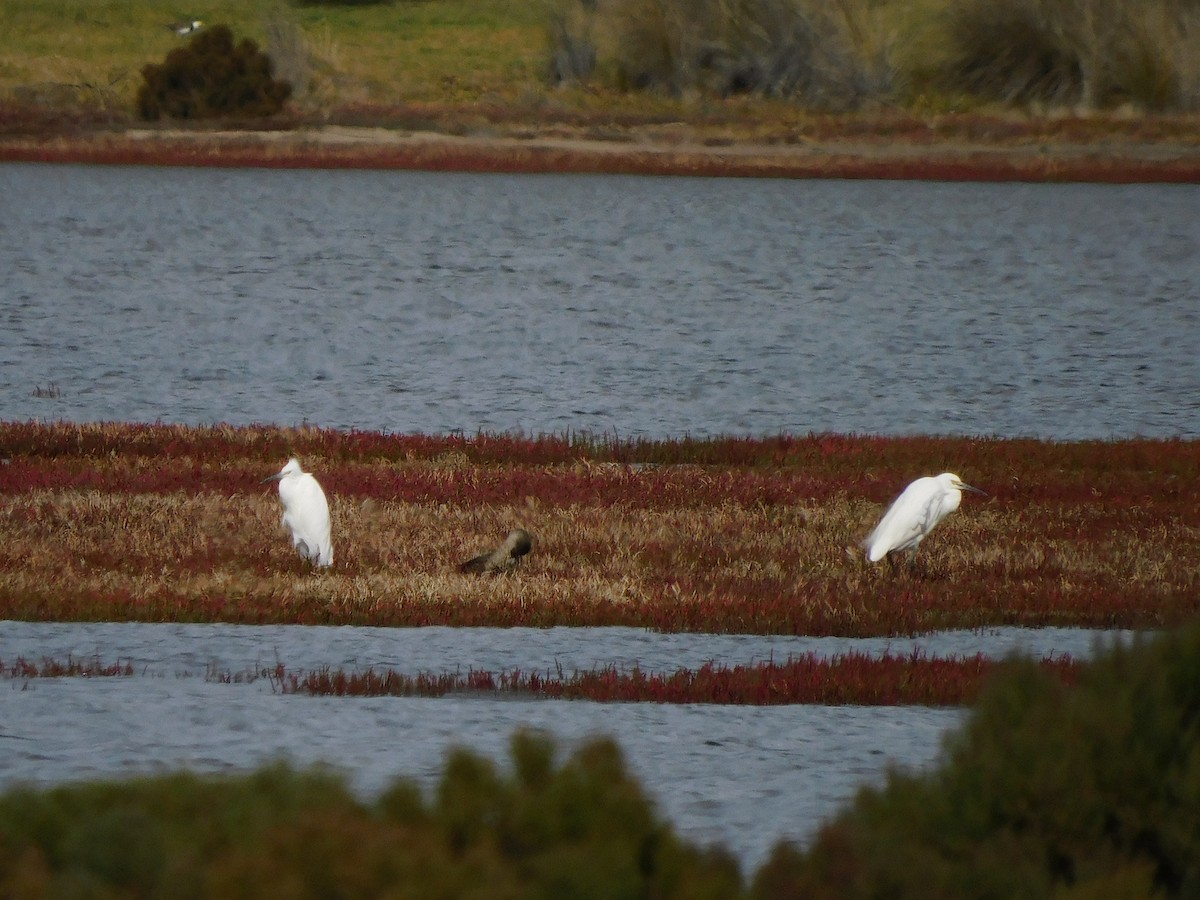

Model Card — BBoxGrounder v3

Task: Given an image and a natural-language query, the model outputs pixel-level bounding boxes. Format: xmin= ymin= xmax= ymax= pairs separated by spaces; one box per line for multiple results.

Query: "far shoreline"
xmin=3 ymin=122 xmax=1200 ymax=181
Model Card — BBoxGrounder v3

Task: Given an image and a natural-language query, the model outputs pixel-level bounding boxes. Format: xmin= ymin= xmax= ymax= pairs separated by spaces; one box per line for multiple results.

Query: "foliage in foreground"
xmin=752 ymin=624 xmax=1200 ymax=899
xmin=0 ymin=732 xmax=742 ymax=900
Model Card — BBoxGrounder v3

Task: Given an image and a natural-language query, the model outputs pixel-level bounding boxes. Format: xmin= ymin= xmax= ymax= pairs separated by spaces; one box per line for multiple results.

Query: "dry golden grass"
xmin=1 ymin=421 xmax=1196 ymax=634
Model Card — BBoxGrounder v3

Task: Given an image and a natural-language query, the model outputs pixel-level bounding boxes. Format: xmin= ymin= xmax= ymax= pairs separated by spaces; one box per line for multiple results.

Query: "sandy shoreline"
xmin=3 ymin=123 xmax=1200 ymax=180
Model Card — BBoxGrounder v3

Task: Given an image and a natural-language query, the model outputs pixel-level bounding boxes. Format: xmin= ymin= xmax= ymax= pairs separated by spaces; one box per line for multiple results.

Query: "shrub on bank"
xmin=928 ymin=0 xmax=1199 ymax=110
xmin=545 ymin=0 xmax=894 ymax=109
xmin=137 ymin=24 xmax=292 ymax=120
xmin=545 ymin=0 xmax=1199 ymax=111
xmin=750 ymin=624 xmax=1200 ymax=899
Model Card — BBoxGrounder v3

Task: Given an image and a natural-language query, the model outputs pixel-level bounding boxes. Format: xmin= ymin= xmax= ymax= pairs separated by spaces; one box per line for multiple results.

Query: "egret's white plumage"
xmin=262 ymin=458 xmax=332 ymax=568
xmin=864 ymin=472 xmax=985 ymax=564
xmin=167 ymin=19 xmax=203 ymax=35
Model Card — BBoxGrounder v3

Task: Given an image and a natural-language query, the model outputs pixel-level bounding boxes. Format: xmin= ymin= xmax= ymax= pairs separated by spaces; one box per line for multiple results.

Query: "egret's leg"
xmin=906 ymin=549 xmax=925 ymax=577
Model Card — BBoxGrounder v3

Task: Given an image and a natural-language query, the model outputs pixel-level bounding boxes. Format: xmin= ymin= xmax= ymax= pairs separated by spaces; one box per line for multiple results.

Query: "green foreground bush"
xmin=0 ymin=733 xmax=740 ymax=900
xmin=3 ymin=625 xmax=1198 ymax=899
xmin=753 ymin=625 xmax=1200 ymax=899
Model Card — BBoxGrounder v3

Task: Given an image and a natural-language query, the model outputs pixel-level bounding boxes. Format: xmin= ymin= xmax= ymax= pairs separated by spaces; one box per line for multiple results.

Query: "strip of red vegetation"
xmin=2 ymin=134 xmax=1198 ymax=183
xmin=1 ymin=656 xmax=134 ymax=678
xmin=1 ymin=454 xmax=1192 ymax=507
xmin=1 ymin=651 xmax=1076 ymax=704
xmin=1 ymin=419 xmax=1194 ymax=469
xmin=279 ymin=652 xmax=1079 ymax=706
xmin=2 ymin=422 xmax=1197 ymax=504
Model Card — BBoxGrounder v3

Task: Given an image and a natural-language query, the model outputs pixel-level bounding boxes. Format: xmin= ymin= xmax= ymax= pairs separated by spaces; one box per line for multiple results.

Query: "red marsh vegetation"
xmin=1 ymin=651 xmax=1077 ymax=707
xmin=281 ymin=651 xmax=1079 ymax=706
xmin=1 ymin=655 xmax=134 ymax=678
xmin=0 ymin=421 xmax=1197 ymax=635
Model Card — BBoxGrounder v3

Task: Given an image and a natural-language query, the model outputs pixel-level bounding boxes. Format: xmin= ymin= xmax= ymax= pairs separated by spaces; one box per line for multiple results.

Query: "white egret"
xmin=262 ymin=458 xmax=333 ymax=568
xmin=459 ymin=529 xmax=534 ymax=575
xmin=167 ymin=19 xmax=203 ymax=35
xmin=864 ymin=472 xmax=985 ymax=566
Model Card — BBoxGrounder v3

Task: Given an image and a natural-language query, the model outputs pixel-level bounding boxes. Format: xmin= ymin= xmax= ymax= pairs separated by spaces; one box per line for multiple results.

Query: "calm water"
xmin=1 ymin=622 xmax=1134 ymax=870
xmin=2 ymin=163 xmax=1198 ymax=439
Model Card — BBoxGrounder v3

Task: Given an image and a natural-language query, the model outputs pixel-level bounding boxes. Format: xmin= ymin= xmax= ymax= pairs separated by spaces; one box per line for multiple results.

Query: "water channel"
xmin=1 ymin=622 xmax=1137 ymax=870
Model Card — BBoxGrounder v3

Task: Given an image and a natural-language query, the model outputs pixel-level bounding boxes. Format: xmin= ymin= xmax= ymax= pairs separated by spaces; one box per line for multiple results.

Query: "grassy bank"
xmin=2 ymin=421 xmax=1197 ymax=635
xmin=0 ymin=0 xmax=545 ymax=112
xmin=2 ymin=0 xmax=1199 ymax=149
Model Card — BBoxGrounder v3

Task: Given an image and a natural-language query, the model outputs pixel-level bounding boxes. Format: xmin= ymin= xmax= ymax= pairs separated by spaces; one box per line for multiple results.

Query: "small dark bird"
xmin=167 ymin=19 xmax=203 ymax=35
xmin=459 ymin=529 xmax=534 ymax=575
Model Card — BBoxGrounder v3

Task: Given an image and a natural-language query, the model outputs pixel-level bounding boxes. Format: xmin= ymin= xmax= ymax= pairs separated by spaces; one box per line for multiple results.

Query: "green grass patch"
xmin=1 ymin=0 xmax=1197 ymax=129
xmin=0 ymin=0 xmax=548 ymax=110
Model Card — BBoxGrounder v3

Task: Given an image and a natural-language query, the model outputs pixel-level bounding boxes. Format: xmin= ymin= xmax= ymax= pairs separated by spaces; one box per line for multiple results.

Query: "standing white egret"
xmin=167 ymin=19 xmax=203 ymax=35
xmin=864 ymin=472 xmax=985 ymax=566
xmin=262 ymin=458 xmax=333 ymax=568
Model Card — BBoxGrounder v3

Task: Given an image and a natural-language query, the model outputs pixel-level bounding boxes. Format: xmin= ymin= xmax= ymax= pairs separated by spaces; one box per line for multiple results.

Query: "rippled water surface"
xmin=1 ymin=622 xmax=1136 ymax=870
xmin=3 ymin=163 xmax=1198 ymax=438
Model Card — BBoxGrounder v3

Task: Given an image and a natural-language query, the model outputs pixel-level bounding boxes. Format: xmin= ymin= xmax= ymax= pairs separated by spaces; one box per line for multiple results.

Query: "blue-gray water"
xmin=1 ymin=622 xmax=1134 ymax=871
xmin=3 ymin=163 xmax=1198 ymax=439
